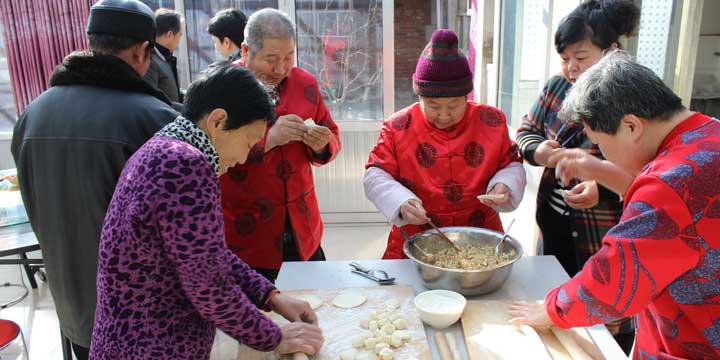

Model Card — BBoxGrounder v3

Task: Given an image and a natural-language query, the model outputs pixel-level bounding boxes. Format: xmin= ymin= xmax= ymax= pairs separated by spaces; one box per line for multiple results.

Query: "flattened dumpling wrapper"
xmin=333 ymin=290 xmax=367 ymax=308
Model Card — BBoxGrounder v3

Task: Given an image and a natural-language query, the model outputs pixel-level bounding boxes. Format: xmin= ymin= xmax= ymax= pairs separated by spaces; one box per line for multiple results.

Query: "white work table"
xmin=275 ymin=256 xmax=628 ymax=360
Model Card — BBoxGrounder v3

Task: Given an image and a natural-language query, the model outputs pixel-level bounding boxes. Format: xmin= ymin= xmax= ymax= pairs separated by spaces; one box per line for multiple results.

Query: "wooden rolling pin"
xmin=435 ymin=332 xmax=453 ymax=360
xmin=444 ymin=332 xmax=462 ymax=360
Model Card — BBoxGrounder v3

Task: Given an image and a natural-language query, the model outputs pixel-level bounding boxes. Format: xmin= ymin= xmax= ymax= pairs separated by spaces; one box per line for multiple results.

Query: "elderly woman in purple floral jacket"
xmin=90 ymin=65 xmax=324 ymax=359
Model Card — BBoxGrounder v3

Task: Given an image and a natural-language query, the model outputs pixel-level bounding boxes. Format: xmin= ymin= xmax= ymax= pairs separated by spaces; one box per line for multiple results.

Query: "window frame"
xmin=173 ymin=0 xmax=393 ymax=131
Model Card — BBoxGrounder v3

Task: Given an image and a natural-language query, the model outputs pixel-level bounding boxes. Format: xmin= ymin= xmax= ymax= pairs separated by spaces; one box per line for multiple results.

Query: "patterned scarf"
xmin=156 ymin=116 xmax=220 ymax=174
xmin=266 ymin=84 xmax=281 ymax=109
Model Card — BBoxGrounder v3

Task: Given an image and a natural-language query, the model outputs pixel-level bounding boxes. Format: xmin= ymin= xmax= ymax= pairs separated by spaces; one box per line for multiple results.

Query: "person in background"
xmin=144 ymin=8 xmax=184 ymax=102
xmin=363 ymin=29 xmax=526 ymax=259
xmin=90 ymin=64 xmax=323 ymax=360
xmin=509 ymin=50 xmax=720 ymax=360
xmin=515 ymin=0 xmax=640 ymax=351
xmin=208 ymin=8 xmax=247 ymax=62
xmin=222 ymin=8 xmax=341 ymax=283
xmin=11 ymin=0 xmax=178 ymax=359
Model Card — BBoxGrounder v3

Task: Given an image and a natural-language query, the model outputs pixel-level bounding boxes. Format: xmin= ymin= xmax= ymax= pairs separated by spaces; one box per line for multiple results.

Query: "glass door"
xmin=294 ymin=0 xmax=384 ymax=122
xmin=496 ymin=0 xmax=581 ymax=128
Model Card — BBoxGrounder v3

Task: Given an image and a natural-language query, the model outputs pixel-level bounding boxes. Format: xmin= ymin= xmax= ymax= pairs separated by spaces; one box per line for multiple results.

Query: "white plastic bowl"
xmin=413 ymin=289 xmax=467 ymax=329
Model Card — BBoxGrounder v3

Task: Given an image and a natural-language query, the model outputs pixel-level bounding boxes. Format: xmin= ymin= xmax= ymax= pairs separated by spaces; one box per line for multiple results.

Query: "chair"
xmin=0 ymin=319 xmax=28 ymax=360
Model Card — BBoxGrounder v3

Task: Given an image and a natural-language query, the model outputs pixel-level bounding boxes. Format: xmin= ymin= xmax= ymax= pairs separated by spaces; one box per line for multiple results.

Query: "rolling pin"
xmin=551 ymin=327 xmax=593 ymax=360
xmin=434 ymin=332 xmax=453 ymax=360
xmin=444 ymin=332 xmax=462 ymax=360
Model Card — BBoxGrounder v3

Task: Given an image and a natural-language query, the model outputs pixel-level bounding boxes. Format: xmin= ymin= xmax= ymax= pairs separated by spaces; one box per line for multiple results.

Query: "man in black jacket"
xmin=11 ymin=1 xmax=178 ymax=359
xmin=144 ymin=8 xmax=183 ymax=102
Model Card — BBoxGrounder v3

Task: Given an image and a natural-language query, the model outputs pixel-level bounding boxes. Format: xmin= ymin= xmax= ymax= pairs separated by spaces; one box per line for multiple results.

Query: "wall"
xmin=700 ymin=0 xmax=720 ymax=36
xmin=394 ymin=0 xmax=432 ymax=111
xmin=691 ymin=0 xmax=720 ymax=116
xmin=313 ymin=128 xmax=385 ymax=224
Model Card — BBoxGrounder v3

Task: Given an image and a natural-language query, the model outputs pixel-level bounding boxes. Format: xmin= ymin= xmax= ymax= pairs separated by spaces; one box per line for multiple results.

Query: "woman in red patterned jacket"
xmin=510 ymin=51 xmax=720 ymax=360
xmin=363 ymin=29 xmax=526 ymax=259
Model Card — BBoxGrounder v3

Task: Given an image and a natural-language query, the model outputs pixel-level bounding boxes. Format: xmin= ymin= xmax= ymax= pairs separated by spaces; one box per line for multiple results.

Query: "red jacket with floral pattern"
xmin=366 ymin=102 xmax=521 ymax=259
xmin=545 ymin=113 xmax=720 ymax=359
xmin=220 ymin=66 xmax=341 ymax=270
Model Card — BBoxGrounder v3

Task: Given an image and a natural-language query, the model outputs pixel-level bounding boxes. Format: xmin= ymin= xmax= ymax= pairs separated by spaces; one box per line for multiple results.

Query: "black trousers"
xmin=537 ymin=201 xmax=579 ymax=275
xmin=252 ymin=215 xmax=326 ymax=283
xmin=252 ymin=245 xmax=326 ymax=283
xmin=72 ymin=342 xmax=89 ymax=360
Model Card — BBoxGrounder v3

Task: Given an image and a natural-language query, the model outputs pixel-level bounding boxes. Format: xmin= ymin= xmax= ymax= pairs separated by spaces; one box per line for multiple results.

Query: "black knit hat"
xmin=87 ymin=0 xmax=156 ymax=46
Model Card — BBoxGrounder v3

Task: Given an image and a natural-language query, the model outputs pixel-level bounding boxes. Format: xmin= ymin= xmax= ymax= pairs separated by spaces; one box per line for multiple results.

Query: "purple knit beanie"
xmin=412 ymin=29 xmax=473 ymax=97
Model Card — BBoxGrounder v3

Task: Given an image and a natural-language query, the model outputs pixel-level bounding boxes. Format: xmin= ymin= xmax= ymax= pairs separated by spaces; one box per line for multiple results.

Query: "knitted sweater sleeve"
xmin=516 ymin=78 xmax=560 ymax=165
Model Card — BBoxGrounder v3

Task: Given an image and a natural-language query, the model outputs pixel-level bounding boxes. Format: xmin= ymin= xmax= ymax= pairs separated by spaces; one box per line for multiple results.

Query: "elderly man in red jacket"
xmin=221 ymin=8 xmax=341 ymax=282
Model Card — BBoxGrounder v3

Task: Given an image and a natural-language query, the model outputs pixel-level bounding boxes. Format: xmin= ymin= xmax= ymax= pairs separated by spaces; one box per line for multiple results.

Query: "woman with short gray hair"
xmin=509 ymin=50 xmax=720 ymax=360
xmin=516 ymin=1 xmax=640 ymax=351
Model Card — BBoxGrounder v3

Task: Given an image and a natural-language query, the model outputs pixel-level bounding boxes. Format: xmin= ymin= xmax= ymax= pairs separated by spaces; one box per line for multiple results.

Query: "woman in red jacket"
xmin=363 ymin=29 xmax=526 ymax=259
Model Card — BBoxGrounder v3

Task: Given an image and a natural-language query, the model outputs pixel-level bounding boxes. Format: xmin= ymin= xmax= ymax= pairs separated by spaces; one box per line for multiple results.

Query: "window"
xmin=497 ymin=0 xmax=580 ymax=127
xmin=295 ymin=0 xmax=384 ymax=121
xmin=173 ymin=0 xmax=391 ymax=123
xmin=141 ymin=0 xmax=176 ymax=9
xmin=0 ymin=22 xmax=17 ymax=133
xmin=183 ymin=1 xmax=278 ymax=81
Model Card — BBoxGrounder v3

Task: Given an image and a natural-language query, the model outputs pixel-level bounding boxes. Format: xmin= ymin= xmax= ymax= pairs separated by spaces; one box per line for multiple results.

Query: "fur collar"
xmin=49 ymin=51 xmax=171 ymax=105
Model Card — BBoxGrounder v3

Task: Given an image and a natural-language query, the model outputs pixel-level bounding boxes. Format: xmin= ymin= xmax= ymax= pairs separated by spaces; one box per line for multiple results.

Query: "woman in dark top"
xmin=90 ymin=65 xmax=324 ymax=359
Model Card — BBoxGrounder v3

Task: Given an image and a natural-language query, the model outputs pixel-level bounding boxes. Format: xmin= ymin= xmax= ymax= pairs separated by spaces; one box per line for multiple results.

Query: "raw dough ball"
xmin=385 ymin=299 xmax=400 ymax=311
xmin=381 ymin=324 xmax=395 ymax=334
xmin=380 ymin=334 xmax=392 ymax=344
xmin=364 ymin=337 xmax=377 ymax=350
xmin=378 ymin=319 xmax=390 ymax=328
xmin=340 ymin=349 xmax=356 ymax=360
xmin=356 ymin=353 xmax=377 ymax=360
xmin=372 ymin=329 xmax=382 ymax=338
xmin=369 ymin=320 xmax=378 ymax=331
xmin=389 ymin=313 xmax=405 ymax=322
xmin=304 ymin=118 xmax=316 ymax=127
xmin=390 ymin=333 xmax=403 ymax=347
xmin=396 ymin=330 xmax=411 ymax=341
xmin=379 ymin=347 xmax=395 ymax=360
xmin=392 ymin=318 xmax=407 ymax=330
xmin=333 ymin=290 xmax=367 ymax=308
xmin=373 ymin=310 xmax=387 ymax=320
xmin=352 ymin=334 xmax=367 ymax=348
xmin=294 ymin=294 xmax=323 ymax=310
xmin=360 ymin=317 xmax=370 ymax=329
xmin=374 ymin=342 xmax=390 ymax=355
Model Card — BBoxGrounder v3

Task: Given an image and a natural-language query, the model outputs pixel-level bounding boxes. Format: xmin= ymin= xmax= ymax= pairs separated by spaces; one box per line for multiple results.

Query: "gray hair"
xmin=244 ymin=8 xmax=296 ymax=54
xmin=558 ymin=50 xmax=684 ymax=135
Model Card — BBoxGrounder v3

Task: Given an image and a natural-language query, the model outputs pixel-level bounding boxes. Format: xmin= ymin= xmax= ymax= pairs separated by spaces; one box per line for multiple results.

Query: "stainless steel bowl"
xmin=402 ymin=226 xmax=523 ymax=296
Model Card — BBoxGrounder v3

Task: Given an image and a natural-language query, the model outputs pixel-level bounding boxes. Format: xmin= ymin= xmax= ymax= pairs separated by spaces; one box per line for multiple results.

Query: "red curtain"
xmin=467 ymin=0 xmax=478 ymax=101
xmin=0 ymin=0 xmax=94 ymax=115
